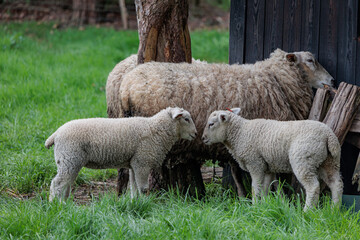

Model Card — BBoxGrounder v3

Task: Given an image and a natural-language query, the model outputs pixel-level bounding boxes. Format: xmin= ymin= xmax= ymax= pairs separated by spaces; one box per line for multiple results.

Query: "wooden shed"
xmin=229 ymin=0 xmax=360 ymax=195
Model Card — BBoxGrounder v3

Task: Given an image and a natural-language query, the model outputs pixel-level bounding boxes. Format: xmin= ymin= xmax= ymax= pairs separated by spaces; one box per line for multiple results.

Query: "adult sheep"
xmin=45 ymin=107 xmax=197 ymax=201
xmin=113 ymin=49 xmax=335 ymax=194
xmin=202 ymin=108 xmax=343 ymax=211
xmin=106 ymin=55 xmax=206 ymax=118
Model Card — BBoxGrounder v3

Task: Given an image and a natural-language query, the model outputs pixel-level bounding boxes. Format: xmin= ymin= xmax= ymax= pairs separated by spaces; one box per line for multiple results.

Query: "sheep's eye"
xmin=208 ymin=123 xmax=214 ymax=128
xmin=184 ymin=118 xmax=190 ymax=123
xmin=307 ymin=59 xmax=314 ymax=63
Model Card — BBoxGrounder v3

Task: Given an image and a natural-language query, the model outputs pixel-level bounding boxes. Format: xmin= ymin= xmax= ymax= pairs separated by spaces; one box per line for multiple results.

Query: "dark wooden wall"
xmin=229 ymin=0 xmax=360 ymax=194
xmin=230 ymin=0 xmax=360 ymax=86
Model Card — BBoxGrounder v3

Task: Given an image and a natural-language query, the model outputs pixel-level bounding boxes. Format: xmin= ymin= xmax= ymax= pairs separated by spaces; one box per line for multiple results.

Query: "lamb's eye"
xmin=307 ymin=59 xmax=314 ymax=63
xmin=208 ymin=123 xmax=214 ymax=128
xmin=184 ymin=118 xmax=190 ymax=123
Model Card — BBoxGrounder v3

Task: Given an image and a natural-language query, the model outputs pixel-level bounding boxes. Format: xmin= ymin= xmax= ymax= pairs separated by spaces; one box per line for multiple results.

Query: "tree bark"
xmin=135 ymin=0 xmax=192 ymax=64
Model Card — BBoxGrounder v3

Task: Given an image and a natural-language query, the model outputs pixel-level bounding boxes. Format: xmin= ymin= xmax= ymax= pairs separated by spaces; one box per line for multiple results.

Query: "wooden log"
xmin=352 ymin=152 xmax=360 ymax=192
xmin=322 ymin=82 xmax=360 ymax=145
xmin=308 ymin=88 xmax=331 ymax=121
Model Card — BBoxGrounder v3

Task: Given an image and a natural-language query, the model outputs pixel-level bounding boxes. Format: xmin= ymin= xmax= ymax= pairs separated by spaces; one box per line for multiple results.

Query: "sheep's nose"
xmin=194 ymin=132 xmax=197 ymax=137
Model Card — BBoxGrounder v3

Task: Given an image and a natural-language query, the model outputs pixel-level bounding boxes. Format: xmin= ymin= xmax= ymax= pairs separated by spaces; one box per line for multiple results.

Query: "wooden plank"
xmin=349 ymin=110 xmax=360 ymax=133
xmin=282 ymin=0 xmax=302 ymax=52
xmin=356 ymin=0 xmax=360 ymax=86
xmin=300 ymin=0 xmax=321 ymax=55
xmin=323 ymin=82 xmax=360 ymax=145
xmin=308 ymin=88 xmax=330 ymax=121
xmin=229 ymin=0 xmax=247 ymax=64
xmin=244 ymin=0 xmax=265 ymax=63
xmin=318 ymin=0 xmax=339 ymax=81
xmin=352 ymin=152 xmax=360 ymax=192
xmin=263 ymin=0 xmax=284 ymax=58
xmin=336 ymin=0 xmax=358 ymax=85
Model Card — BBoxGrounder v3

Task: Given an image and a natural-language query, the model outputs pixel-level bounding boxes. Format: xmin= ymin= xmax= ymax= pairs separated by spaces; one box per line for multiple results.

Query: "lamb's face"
xmin=285 ymin=51 xmax=335 ymax=89
xmin=202 ymin=111 xmax=230 ymax=145
xmin=170 ymin=108 xmax=197 ymax=141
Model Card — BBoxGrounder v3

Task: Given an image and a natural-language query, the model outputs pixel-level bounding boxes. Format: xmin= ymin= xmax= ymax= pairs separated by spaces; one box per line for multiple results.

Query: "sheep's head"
xmin=285 ymin=51 xmax=335 ymax=89
xmin=202 ymin=108 xmax=241 ymax=145
xmin=169 ymin=107 xmax=197 ymax=141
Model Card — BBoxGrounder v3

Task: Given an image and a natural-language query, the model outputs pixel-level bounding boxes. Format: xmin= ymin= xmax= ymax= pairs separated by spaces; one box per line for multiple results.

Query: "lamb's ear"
xmin=230 ymin=108 xmax=241 ymax=115
xmin=285 ymin=53 xmax=299 ymax=64
xmin=218 ymin=112 xmax=229 ymax=122
xmin=171 ymin=108 xmax=183 ymax=119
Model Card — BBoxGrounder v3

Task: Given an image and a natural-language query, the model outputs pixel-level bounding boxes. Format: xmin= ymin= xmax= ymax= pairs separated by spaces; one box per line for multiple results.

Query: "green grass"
xmin=1 ymin=189 xmax=359 ymax=239
xmin=1 ymin=22 xmax=359 ymax=239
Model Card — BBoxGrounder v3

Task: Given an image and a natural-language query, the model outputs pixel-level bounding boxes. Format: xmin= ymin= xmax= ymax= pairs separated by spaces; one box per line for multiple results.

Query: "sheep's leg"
xmin=263 ymin=173 xmax=276 ymax=195
xmin=318 ymin=161 xmax=343 ymax=205
xmin=291 ymin=163 xmax=320 ymax=211
xmin=129 ymin=168 xmax=137 ymax=199
xmin=130 ymin=160 xmax=152 ymax=195
xmin=49 ymin=169 xmax=80 ymax=202
xmin=249 ymin=172 xmax=265 ymax=202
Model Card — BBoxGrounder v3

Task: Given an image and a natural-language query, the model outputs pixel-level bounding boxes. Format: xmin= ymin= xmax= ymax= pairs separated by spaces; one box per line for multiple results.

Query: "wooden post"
xmin=323 ymin=82 xmax=360 ymax=145
xmin=308 ymin=88 xmax=331 ymax=121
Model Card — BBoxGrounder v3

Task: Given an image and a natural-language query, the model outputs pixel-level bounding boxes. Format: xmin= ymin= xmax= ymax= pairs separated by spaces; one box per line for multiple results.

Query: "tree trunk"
xmin=135 ymin=0 xmax=192 ymax=64
xmin=119 ymin=0 xmax=128 ymax=29
xmin=117 ymin=0 xmax=204 ymax=197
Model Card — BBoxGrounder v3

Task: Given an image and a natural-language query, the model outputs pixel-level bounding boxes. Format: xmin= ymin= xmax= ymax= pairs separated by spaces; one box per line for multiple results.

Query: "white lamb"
xmin=45 ymin=107 xmax=197 ymax=201
xmin=202 ymin=108 xmax=343 ymax=210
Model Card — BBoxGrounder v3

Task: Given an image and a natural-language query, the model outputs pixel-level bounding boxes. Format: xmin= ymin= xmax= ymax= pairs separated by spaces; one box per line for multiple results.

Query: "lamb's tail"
xmin=45 ymin=132 xmax=56 ymax=149
xmin=327 ymin=131 xmax=341 ymax=165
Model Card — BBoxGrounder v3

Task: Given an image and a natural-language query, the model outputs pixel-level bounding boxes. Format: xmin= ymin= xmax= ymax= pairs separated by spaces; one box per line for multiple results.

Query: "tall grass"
xmin=1 ymin=189 xmax=359 ymax=239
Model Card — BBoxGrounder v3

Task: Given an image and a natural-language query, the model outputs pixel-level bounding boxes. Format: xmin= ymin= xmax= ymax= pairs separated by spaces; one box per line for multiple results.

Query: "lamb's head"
xmin=169 ymin=107 xmax=197 ymax=141
xmin=202 ymin=108 xmax=241 ymax=145
xmin=285 ymin=51 xmax=334 ymax=88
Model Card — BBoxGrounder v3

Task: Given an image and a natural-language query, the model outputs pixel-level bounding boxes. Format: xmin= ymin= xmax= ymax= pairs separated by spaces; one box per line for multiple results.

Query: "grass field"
xmin=1 ymin=22 xmax=360 ymax=239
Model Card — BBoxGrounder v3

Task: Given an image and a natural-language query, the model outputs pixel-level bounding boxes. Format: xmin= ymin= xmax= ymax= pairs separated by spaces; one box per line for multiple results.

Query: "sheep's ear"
xmin=171 ymin=109 xmax=183 ymax=119
xmin=218 ymin=113 xmax=229 ymax=122
xmin=231 ymin=108 xmax=241 ymax=115
xmin=285 ymin=53 xmax=298 ymax=63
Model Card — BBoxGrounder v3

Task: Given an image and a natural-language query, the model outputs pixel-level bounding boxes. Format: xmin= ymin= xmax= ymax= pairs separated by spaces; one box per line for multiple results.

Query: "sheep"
xmin=45 ymin=107 xmax=197 ymax=201
xmin=109 ymin=48 xmax=335 ymax=194
xmin=202 ymin=108 xmax=343 ymax=210
xmin=106 ymin=55 xmax=206 ymax=118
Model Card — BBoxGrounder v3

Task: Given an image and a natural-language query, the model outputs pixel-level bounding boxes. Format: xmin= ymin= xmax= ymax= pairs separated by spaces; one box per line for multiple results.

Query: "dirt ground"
xmin=4 ymin=166 xmax=223 ymax=204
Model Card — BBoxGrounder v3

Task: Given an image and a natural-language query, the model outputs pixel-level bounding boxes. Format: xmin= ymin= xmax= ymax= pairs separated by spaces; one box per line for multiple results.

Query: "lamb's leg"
xmin=129 ymin=168 xmax=137 ymax=199
xmin=131 ymin=160 xmax=152 ymax=195
xmin=318 ymin=161 xmax=343 ymax=205
xmin=263 ymin=173 xmax=276 ymax=195
xmin=249 ymin=172 xmax=265 ymax=202
xmin=49 ymin=169 xmax=79 ymax=202
xmin=291 ymin=164 xmax=320 ymax=211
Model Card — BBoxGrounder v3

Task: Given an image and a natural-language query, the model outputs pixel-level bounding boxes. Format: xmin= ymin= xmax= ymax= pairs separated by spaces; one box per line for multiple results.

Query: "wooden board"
xmin=263 ymin=0 xmax=284 ymax=58
xmin=282 ymin=0 xmax=302 ymax=52
xmin=229 ymin=0 xmax=247 ymax=64
xmin=244 ymin=0 xmax=266 ymax=63
xmin=323 ymin=82 xmax=360 ymax=145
